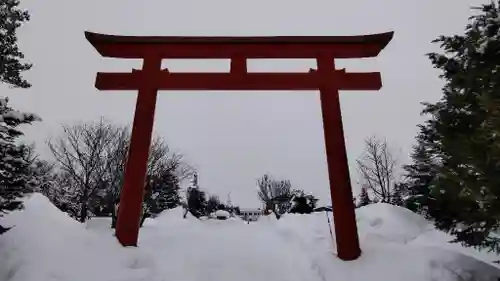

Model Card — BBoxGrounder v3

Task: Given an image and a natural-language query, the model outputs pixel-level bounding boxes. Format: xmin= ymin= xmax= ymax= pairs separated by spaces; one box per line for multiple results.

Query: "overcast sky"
xmin=2 ymin=0 xmax=487 ymax=207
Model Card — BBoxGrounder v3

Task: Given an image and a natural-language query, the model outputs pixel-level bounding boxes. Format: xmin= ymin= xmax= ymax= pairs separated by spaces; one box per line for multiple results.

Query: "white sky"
xmin=2 ymin=0 xmax=487 ymax=208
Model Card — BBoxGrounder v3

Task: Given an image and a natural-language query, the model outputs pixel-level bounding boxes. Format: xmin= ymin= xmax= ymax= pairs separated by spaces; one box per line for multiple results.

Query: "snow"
xmin=214 ymin=210 xmax=230 ymax=218
xmin=1 ymin=194 xmax=500 ymax=281
xmin=85 ymin=217 xmax=113 ymax=232
xmin=356 ymin=202 xmax=433 ymax=244
xmin=1 ymin=110 xmax=42 ymax=123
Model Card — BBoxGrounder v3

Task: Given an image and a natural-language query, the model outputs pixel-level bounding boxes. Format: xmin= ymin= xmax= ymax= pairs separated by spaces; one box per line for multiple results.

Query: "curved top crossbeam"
xmin=84 ymin=31 xmax=394 ymax=59
xmin=84 ymin=31 xmax=394 ymax=45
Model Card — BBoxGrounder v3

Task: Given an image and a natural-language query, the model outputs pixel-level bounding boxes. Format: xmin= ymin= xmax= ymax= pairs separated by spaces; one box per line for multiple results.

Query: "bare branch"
xmin=356 ymin=136 xmax=399 ymax=203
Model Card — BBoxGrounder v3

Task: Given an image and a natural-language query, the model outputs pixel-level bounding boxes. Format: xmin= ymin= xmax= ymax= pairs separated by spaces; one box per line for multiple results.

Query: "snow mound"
xmin=86 ymin=217 xmax=113 ymax=232
xmin=275 ymin=209 xmax=500 ymax=281
xmin=1 ymin=194 xmax=500 ymax=281
xmin=160 ymin=206 xmax=192 ymax=220
xmin=0 ymin=193 xmax=145 ymax=281
xmin=150 ymin=206 xmax=201 ymax=228
xmin=356 ymin=203 xmax=433 ymax=244
xmin=1 ymin=193 xmax=83 ymax=230
xmin=214 ymin=210 xmax=230 ymax=218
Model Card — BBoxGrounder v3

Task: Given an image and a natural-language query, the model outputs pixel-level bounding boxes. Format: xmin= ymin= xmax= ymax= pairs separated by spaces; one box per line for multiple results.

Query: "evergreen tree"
xmin=0 ymin=0 xmax=32 ymax=88
xmin=390 ymin=183 xmax=405 ymax=206
xmin=403 ymin=133 xmax=439 ymax=215
xmin=357 ymin=187 xmax=372 ymax=207
xmin=135 ymin=167 xmax=182 ymax=226
xmin=406 ymin=1 xmax=500 ymax=251
xmin=186 ymin=187 xmax=206 ymax=218
xmin=232 ymin=206 xmax=241 ymax=216
xmin=29 ymin=158 xmax=56 ymax=196
xmin=206 ymin=195 xmax=225 ymax=215
xmin=0 ymin=97 xmax=40 ymax=220
xmin=289 ymin=191 xmax=318 ymax=214
xmin=186 ymin=173 xmax=206 ymax=218
xmin=146 ymin=170 xmax=181 ymax=217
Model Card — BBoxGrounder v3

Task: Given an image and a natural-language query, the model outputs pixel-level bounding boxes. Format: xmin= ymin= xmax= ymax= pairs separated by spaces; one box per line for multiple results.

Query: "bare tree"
xmin=48 ymin=119 xmax=116 ymax=222
xmin=48 ymin=119 xmax=193 ymax=224
xmin=94 ymin=127 xmax=191 ymax=227
xmin=146 ymin=137 xmax=192 ymax=182
xmin=94 ymin=125 xmax=129 ymax=226
xmin=257 ymin=174 xmax=293 ymax=218
xmin=356 ymin=136 xmax=400 ymax=203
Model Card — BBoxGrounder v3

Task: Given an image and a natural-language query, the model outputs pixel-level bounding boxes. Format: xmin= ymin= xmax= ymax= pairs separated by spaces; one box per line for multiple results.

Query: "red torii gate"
xmin=85 ymin=31 xmax=393 ymax=261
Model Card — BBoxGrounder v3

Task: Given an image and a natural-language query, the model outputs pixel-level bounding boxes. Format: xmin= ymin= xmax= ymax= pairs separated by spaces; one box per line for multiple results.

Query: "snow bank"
xmin=86 ymin=217 xmax=113 ymax=233
xmin=152 ymin=206 xmax=199 ymax=226
xmin=1 ymin=194 xmax=500 ymax=281
xmin=214 ymin=210 xmax=230 ymax=218
xmin=276 ymin=205 xmax=500 ymax=281
xmin=0 ymin=194 xmax=150 ymax=281
xmin=277 ymin=204 xmax=500 ymax=281
xmin=356 ymin=203 xmax=434 ymax=244
xmin=357 ymin=203 xmax=500 ymax=265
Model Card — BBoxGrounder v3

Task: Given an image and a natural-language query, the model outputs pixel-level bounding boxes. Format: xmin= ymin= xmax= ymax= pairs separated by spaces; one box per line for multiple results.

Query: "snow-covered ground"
xmin=1 ymin=193 xmax=500 ymax=281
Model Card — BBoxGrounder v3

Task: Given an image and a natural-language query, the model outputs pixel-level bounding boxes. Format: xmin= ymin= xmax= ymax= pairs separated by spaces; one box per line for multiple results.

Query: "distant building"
xmin=240 ymin=208 xmax=262 ymax=221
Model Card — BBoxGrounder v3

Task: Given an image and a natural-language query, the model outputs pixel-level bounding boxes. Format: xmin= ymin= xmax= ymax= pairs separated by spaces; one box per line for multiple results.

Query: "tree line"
xmin=4 ymin=0 xmax=500 ymax=255
xmin=182 ymin=173 xmax=240 ymax=219
xmin=179 ymin=172 xmax=320 ymax=220
xmin=1 ymin=114 xmax=196 ymax=226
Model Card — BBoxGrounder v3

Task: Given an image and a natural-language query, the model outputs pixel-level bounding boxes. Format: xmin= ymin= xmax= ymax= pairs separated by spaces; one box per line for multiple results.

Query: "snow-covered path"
xmin=136 ymin=213 xmax=325 ymax=281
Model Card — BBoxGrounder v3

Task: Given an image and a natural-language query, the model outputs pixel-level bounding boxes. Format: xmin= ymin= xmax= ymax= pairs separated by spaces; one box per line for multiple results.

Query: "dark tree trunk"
xmin=111 ymin=210 xmax=117 ymax=229
xmin=111 ymin=203 xmax=119 ymax=228
xmin=79 ymin=204 xmax=88 ymax=223
xmin=140 ymin=213 xmax=148 ymax=227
